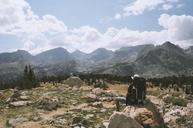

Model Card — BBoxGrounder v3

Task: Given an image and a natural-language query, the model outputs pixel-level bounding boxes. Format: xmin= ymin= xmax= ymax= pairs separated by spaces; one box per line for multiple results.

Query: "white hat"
xmin=132 ymin=74 xmax=140 ymax=79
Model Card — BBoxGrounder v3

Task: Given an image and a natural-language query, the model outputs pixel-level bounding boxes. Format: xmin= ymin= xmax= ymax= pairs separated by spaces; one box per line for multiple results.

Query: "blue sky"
xmin=27 ymin=0 xmax=193 ymax=31
xmin=0 ymin=0 xmax=193 ymax=54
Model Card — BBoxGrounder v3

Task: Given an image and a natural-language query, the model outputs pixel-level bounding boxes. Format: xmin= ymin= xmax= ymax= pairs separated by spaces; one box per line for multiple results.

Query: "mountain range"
xmin=1 ymin=41 xmax=193 ymax=83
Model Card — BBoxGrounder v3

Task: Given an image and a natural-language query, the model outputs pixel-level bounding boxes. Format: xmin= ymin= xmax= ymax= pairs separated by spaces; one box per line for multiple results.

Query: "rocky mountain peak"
xmin=161 ymin=41 xmax=183 ymax=52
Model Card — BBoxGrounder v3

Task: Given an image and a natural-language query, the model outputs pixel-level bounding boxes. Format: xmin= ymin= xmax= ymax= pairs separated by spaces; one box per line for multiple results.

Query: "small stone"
xmin=79 ymin=86 xmax=93 ymax=91
xmin=92 ymin=102 xmax=103 ymax=108
xmin=19 ymin=95 xmax=30 ymax=100
xmin=70 ymin=103 xmax=88 ymax=111
xmin=92 ymin=88 xmax=104 ymax=96
xmin=100 ymin=109 xmax=107 ymax=113
xmin=72 ymin=87 xmax=79 ymax=91
xmin=9 ymin=101 xmax=33 ymax=107
xmin=82 ymin=93 xmax=98 ymax=102
xmin=85 ymin=114 xmax=94 ymax=120
xmin=8 ymin=117 xmax=29 ymax=127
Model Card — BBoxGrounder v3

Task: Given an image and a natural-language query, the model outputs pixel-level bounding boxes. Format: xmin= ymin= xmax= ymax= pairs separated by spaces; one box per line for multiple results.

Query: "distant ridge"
xmin=1 ymin=41 xmax=193 ymax=83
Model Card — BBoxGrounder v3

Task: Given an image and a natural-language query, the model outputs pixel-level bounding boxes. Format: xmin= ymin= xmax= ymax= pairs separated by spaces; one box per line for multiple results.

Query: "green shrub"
xmin=94 ymin=82 xmax=108 ymax=89
xmin=176 ymin=116 xmax=193 ymax=128
xmin=163 ymin=96 xmax=187 ymax=107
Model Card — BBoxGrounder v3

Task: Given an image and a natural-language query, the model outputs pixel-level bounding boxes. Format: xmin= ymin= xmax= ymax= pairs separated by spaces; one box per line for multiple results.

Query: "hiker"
xmin=126 ymin=74 xmax=146 ymax=105
xmin=126 ymin=81 xmax=136 ymax=105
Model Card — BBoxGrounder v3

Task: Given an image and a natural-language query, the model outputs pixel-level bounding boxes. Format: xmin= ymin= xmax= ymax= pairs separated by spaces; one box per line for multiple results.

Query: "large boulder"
xmin=123 ymin=107 xmax=154 ymax=127
xmin=63 ymin=76 xmax=85 ymax=87
xmin=123 ymin=102 xmax=165 ymax=128
xmin=108 ymin=112 xmax=143 ymax=128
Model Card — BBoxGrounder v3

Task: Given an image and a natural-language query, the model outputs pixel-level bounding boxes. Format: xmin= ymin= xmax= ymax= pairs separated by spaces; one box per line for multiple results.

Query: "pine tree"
xmin=28 ymin=65 xmax=35 ymax=80
xmin=21 ymin=65 xmax=39 ymax=89
xmin=22 ymin=65 xmax=30 ymax=89
xmin=24 ymin=66 xmax=28 ymax=77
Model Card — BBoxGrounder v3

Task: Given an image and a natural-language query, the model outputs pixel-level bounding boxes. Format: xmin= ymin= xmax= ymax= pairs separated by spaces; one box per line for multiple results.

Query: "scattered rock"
xmin=79 ymin=86 xmax=93 ymax=91
xmin=70 ymin=103 xmax=88 ymax=111
xmin=6 ymin=89 xmax=20 ymax=102
xmin=92 ymin=88 xmax=105 ymax=96
xmin=103 ymin=102 xmax=115 ymax=109
xmin=186 ymin=103 xmax=193 ymax=113
xmin=99 ymin=97 xmax=113 ymax=102
xmin=36 ymin=97 xmax=60 ymax=111
xmin=100 ymin=109 xmax=107 ymax=113
xmin=19 ymin=95 xmax=30 ymax=100
xmin=32 ymin=116 xmax=41 ymax=121
xmin=48 ymin=118 xmax=68 ymax=127
xmin=72 ymin=116 xmax=91 ymax=127
xmin=7 ymin=117 xmax=29 ymax=127
xmin=72 ymin=87 xmax=79 ymax=91
xmin=20 ymin=90 xmax=31 ymax=96
xmin=104 ymin=90 xmax=119 ymax=97
xmin=9 ymin=101 xmax=33 ymax=107
xmin=91 ymin=102 xmax=103 ymax=108
xmin=85 ymin=114 xmax=94 ymax=120
xmin=164 ymin=108 xmax=186 ymax=125
xmin=82 ymin=93 xmax=98 ymax=102
xmin=162 ymin=94 xmax=170 ymax=100
xmin=81 ymin=106 xmax=97 ymax=112
xmin=57 ymin=84 xmax=70 ymax=91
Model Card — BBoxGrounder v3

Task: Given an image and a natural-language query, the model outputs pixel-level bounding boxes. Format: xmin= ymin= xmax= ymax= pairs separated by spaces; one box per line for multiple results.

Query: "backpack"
xmin=133 ymin=77 xmax=146 ymax=102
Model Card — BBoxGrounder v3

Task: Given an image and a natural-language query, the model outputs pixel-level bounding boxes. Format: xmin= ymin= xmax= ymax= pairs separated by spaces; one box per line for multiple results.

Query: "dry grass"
xmin=147 ymin=87 xmax=184 ymax=98
xmin=146 ymin=87 xmax=161 ymax=97
xmin=108 ymin=84 xmax=128 ymax=95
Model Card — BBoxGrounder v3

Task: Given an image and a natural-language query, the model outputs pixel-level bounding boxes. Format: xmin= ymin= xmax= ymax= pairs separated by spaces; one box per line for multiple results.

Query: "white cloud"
xmin=0 ymin=0 xmax=193 ymax=54
xmin=0 ymin=0 xmax=67 ymax=35
xmin=115 ymin=0 xmax=182 ymax=19
xmin=162 ymin=4 xmax=173 ymax=10
xmin=114 ymin=13 xmax=122 ymax=19
xmin=159 ymin=14 xmax=193 ymax=41
xmin=123 ymin=0 xmax=163 ymax=16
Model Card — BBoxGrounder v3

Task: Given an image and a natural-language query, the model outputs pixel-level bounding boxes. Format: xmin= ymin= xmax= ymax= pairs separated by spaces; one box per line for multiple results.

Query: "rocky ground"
xmin=0 ymin=77 xmax=193 ymax=128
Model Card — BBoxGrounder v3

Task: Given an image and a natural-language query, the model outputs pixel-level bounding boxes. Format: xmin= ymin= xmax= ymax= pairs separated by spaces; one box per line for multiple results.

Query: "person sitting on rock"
xmin=126 ymin=74 xmax=146 ymax=105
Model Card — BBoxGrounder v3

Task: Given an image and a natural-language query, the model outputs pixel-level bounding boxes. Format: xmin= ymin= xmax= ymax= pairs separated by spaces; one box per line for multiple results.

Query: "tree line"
xmin=147 ymin=75 xmax=193 ymax=94
xmin=0 ymin=65 xmax=39 ymax=90
xmin=1 ymin=65 xmax=193 ymax=94
xmin=0 ymin=69 xmax=132 ymax=90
